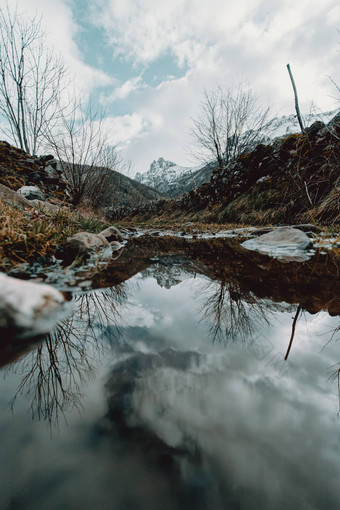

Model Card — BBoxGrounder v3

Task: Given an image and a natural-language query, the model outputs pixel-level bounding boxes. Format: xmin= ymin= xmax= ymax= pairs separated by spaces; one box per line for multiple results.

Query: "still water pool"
xmin=1 ymin=240 xmax=340 ymax=509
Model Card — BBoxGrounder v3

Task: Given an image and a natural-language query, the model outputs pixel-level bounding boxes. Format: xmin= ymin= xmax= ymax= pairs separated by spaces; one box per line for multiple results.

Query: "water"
xmin=0 ymin=238 xmax=339 ymax=509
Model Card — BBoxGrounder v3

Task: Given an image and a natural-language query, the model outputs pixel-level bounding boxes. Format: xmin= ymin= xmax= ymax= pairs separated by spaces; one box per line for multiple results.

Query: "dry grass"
xmin=0 ymin=199 xmax=110 ymax=267
xmin=314 ymin=185 xmax=340 ymax=225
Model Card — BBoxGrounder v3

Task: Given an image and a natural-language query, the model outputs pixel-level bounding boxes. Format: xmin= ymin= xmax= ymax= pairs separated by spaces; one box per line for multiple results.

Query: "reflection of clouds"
xmin=1 ymin=267 xmax=340 ymax=508
xmin=104 ymin=318 xmax=340 ymax=508
xmin=123 ymin=302 xmax=159 ymax=328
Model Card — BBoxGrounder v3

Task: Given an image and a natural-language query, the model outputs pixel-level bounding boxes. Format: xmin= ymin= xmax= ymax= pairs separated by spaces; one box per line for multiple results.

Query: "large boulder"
xmin=17 ymin=185 xmax=45 ymax=201
xmin=241 ymin=227 xmax=314 ymax=261
xmin=29 ymin=199 xmax=63 ymax=214
xmin=0 ymin=274 xmax=65 ymax=339
xmin=63 ymin=232 xmax=111 ymax=261
xmin=256 ymin=227 xmax=313 ymax=249
xmin=0 ymin=183 xmax=33 ymax=208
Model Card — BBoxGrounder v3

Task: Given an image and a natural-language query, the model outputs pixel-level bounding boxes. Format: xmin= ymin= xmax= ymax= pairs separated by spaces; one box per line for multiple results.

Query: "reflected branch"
xmin=198 ymin=279 xmax=271 ymax=343
xmin=9 ymin=284 xmax=128 ymax=427
xmin=284 ymin=305 xmax=302 ymax=361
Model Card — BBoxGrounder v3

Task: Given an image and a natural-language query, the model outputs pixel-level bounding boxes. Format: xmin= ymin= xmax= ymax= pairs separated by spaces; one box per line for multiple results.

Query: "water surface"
xmin=1 ymin=238 xmax=340 ymax=509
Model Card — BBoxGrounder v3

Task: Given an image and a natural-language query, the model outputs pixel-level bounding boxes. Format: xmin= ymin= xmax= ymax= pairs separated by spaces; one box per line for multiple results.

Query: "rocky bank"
xmin=108 ymin=114 xmax=340 ymax=226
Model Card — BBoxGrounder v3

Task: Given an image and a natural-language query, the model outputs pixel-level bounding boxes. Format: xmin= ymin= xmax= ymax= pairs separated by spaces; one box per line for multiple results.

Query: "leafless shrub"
xmin=190 ymin=82 xmax=271 ymax=170
xmin=44 ymin=98 xmax=121 ymax=207
xmin=0 ymin=3 xmax=69 ymax=154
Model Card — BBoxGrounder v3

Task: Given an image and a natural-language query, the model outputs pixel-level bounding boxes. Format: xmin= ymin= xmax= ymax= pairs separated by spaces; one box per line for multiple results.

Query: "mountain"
xmin=263 ymin=110 xmax=336 ymax=139
xmin=134 ymin=111 xmax=337 ymax=198
xmin=108 ymin=111 xmax=340 ymax=226
xmin=135 ymin=157 xmax=215 ymax=197
xmin=103 ymin=167 xmax=161 ymax=207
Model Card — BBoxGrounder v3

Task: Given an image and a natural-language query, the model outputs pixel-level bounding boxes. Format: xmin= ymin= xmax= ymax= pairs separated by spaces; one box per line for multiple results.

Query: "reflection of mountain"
xmin=93 ymin=236 xmax=340 ymax=316
xmin=4 ymin=235 xmax=340 ymax=428
xmin=142 ymin=257 xmax=201 ymax=289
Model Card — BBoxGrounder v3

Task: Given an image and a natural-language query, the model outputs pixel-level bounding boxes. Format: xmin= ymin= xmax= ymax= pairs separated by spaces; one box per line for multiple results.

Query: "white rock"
xmin=0 ymin=274 xmax=65 ymax=338
xmin=241 ymin=227 xmax=314 ymax=261
xmin=256 ymin=227 xmax=313 ymax=249
xmin=256 ymin=175 xmax=270 ymax=184
xmin=30 ymin=199 xmax=62 ymax=213
xmin=63 ymin=232 xmax=113 ymax=262
xmin=17 ymin=185 xmax=45 ymax=201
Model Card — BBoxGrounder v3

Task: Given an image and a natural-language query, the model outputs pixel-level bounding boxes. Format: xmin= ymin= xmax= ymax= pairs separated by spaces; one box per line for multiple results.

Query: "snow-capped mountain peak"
xmin=135 ymin=157 xmax=203 ymax=195
xmin=134 ymin=110 xmax=338 ymax=197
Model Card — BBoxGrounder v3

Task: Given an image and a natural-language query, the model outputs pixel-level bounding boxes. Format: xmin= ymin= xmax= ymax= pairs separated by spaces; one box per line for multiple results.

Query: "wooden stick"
xmin=287 ymin=64 xmax=305 ymax=133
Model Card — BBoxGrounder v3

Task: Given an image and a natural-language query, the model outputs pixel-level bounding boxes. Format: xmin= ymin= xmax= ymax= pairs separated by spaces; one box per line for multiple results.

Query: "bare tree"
xmin=44 ymin=98 xmax=121 ymax=207
xmin=0 ymin=3 xmax=68 ymax=154
xmin=190 ymin=83 xmax=271 ymax=169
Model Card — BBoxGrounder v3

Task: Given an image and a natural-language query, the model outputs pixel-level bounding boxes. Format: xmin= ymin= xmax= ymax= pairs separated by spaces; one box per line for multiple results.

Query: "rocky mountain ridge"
xmin=108 ymin=112 xmax=340 ymax=226
xmin=134 ymin=110 xmax=337 ymax=198
xmin=135 ymin=157 xmax=212 ymax=197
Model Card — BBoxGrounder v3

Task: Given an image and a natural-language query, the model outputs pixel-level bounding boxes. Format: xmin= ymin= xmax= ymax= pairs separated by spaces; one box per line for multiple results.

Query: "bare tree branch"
xmin=0 ymin=3 xmax=69 ymax=154
xmin=190 ymin=82 xmax=271 ymax=170
xmin=44 ymin=97 xmax=122 ymax=207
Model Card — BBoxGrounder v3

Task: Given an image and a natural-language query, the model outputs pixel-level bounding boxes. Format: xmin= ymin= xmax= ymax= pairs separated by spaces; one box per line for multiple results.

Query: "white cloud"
xmin=0 ymin=0 xmax=114 ymax=94
xmin=101 ymin=76 xmax=145 ymax=104
xmin=1 ymin=0 xmax=339 ymax=171
xmin=102 ymin=113 xmax=147 ymax=147
xmin=88 ymin=0 xmax=340 ymax=172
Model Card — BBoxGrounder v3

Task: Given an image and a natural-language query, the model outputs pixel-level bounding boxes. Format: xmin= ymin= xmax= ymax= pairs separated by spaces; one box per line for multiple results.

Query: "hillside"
xmin=108 ymin=113 xmax=340 ymax=226
xmin=103 ymin=167 xmax=161 ymax=207
xmin=0 ymin=140 xmax=161 ymax=208
xmin=134 ymin=111 xmax=336 ymax=199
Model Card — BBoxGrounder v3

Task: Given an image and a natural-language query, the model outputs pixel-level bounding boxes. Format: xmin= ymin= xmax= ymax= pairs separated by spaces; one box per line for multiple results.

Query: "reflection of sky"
xmin=0 ymin=274 xmax=340 ymax=509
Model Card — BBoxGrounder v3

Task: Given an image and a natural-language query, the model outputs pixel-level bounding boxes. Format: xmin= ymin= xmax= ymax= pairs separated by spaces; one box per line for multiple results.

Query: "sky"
xmin=1 ymin=0 xmax=340 ymax=175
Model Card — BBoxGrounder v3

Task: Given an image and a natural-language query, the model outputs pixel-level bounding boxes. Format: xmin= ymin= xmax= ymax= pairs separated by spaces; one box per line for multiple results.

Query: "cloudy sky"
xmin=1 ymin=0 xmax=340 ymax=174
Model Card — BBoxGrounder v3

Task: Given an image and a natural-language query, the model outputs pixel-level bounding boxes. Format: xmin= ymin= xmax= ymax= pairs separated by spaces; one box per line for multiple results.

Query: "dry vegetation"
xmin=0 ymin=199 xmax=110 ymax=268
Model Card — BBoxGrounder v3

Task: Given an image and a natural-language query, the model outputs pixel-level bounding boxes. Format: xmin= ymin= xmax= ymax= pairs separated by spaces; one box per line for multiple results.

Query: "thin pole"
xmin=287 ymin=63 xmax=305 ymax=133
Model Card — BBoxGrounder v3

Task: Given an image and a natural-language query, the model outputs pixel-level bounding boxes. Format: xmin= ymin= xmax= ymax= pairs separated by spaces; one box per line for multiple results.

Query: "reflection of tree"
xmin=10 ymin=327 xmax=92 ymax=425
xmin=9 ymin=285 xmax=127 ymax=426
xmin=327 ymin=324 xmax=340 ymax=412
xmin=198 ymin=279 xmax=272 ymax=343
xmin=284 ymin=305 xmax=302 ymax=360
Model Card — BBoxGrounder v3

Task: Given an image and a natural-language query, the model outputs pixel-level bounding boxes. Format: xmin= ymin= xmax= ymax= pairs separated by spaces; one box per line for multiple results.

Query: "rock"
xmin=256 ymin=227 xmax=313 ymax=250
xmin=29 ymin=199 xmax=63 ymax=214
xmin=0 ymin=183 xmax=33 ymax=208
xmin=63 ymin=232 xmax=110 ymax=260
xmin=17 ymin=185 xmax=45 ymax=201
xmin=39 ymin=154 xmax=54 ymax=163
xmin=44 ymin=164 xmax=58 ymax=179
xmin=256 ymin=175 xmax=270 ymax=184
xmin=99 ymin=226 xmax=125 ymax=242
xmin=241 ymin=227 xmax=314 ymax=262
xmin=0 ymin=274 xmax=65 ymax=339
